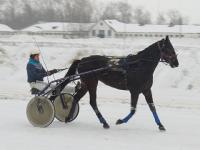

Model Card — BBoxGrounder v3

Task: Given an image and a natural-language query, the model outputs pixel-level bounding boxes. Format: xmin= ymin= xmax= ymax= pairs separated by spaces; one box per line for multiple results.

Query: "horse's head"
xmin=158 ymin=36 xmax=179 ymax=68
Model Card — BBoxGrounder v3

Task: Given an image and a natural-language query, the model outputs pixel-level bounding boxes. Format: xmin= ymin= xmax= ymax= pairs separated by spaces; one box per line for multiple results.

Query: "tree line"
xmin=0 ymin=0 xmax=188 ymax=29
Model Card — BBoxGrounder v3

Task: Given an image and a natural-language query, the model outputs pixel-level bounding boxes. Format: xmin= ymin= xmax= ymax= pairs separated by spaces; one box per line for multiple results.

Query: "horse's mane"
xmin=137 ymin=40 xmax=161 ymax=57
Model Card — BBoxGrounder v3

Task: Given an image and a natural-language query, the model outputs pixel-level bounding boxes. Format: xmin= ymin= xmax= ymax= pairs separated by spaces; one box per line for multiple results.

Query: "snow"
xmin=0 ymin=35 xmax=200 ymax=150
xmin=0 ymin=100 xmax=200 ymax=150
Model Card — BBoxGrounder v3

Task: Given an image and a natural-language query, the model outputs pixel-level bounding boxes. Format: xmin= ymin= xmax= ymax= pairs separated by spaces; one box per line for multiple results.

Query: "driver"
xmin=26 ymin=49 xmax=76 ymax=94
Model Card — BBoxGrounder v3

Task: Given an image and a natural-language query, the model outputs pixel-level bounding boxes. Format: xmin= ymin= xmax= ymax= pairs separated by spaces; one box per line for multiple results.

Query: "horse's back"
xmin=78 ymin=55 xmax=109 ymax=72
xmin=77 ymin=55 xmax=128 ymax=90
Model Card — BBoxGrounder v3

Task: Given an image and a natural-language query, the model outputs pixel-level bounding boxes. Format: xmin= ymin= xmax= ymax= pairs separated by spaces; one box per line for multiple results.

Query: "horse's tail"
xmin=65 ymin=59 xmax=81 ymax=77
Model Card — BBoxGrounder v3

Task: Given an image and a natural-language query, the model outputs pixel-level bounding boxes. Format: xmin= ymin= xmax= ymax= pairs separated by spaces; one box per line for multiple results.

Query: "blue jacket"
xmin=26 ymin=58 xmax=47 ymax=83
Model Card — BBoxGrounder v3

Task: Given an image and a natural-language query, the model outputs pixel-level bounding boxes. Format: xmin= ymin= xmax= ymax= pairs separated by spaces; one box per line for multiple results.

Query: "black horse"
xmin=64 ymin=36 xmax=179 ymax=131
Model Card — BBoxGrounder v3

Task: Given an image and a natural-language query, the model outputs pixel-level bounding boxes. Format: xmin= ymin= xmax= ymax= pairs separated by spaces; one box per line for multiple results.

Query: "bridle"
xmin=157 ymin=40 xmax=177 ymax=65
xmin=157 ymin=40 xmax=167 ymax=63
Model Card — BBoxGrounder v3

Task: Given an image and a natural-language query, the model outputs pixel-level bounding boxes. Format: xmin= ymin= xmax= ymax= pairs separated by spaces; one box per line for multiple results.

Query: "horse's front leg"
xmin=143 ymin=89 xmax=166 ymax=131
xmin=116 ymin=91 xmax=139 ymax=125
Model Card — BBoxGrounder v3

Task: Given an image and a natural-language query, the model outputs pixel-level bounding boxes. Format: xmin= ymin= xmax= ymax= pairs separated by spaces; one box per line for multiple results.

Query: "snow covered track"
xmin=0 ymin=100 xmax=200 ymax=150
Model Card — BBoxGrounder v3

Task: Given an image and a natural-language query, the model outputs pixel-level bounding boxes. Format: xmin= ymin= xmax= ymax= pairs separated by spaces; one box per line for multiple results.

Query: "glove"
xmin=47 ymin=69 xmax=58 ymax=76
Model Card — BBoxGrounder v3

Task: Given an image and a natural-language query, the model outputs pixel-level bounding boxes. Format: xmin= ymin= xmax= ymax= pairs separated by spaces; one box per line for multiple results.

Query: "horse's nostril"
xmin=174 ymin=63 xmax=179 ymax=67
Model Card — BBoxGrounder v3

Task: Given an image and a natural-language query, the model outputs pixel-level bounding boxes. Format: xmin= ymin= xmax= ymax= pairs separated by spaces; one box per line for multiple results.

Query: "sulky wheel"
xmin=26 ymin=96 xmax=55 ymax=127
xmin=54 ymin=93 xmax=79 ymax=122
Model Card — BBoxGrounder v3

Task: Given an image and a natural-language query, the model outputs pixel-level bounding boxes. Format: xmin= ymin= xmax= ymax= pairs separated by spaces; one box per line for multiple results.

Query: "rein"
xmin=56 ymin=67 xmax=69 ymax=72
xmin=77 ymin=54 xmax=169 ymax=70
xmin=74 ymin=40 xmax=178 ymax=71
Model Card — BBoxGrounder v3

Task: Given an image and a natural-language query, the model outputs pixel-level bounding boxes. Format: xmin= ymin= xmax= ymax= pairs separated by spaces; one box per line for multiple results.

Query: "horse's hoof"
xmin=159 ymin=125 xmax=166 ymax=131
xmin=103 ymin=123 xmax=110 ymax=129
xmin=116 ymin=119 xmax=124 ymax=125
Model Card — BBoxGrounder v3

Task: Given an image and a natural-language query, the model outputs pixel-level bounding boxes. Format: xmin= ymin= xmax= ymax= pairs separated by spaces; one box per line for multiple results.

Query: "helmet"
xmin=30 ymin=49 xmax=40 ymax=55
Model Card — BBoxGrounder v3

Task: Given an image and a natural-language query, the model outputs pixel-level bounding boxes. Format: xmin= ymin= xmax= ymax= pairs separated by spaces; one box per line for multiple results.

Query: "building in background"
xmin=1 ymin=20 xmax=200 ymax=39
xmin=89 ymin=20 xmax=200 ymax=38
xmin=21 ymin=22 xmax=95 ymax=39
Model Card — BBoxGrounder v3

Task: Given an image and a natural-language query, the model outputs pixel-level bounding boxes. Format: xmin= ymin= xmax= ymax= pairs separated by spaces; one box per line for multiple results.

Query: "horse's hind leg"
xmin=143 ymin=89 xmax=166 ymax=131
xmin=87 ymin=80 xmax=110 ymax=129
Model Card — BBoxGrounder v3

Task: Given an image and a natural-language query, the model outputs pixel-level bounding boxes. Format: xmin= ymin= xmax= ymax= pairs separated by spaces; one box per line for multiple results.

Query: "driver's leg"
xmin=62 ymin=85 xmax=75 ymax=94
xmin=29 ymin=81 xmax=49 ymax=91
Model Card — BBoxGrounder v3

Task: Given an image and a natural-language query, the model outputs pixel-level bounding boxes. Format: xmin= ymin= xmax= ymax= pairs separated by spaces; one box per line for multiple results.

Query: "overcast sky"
xmin=98 ymin=0 xmax=200 ymax=24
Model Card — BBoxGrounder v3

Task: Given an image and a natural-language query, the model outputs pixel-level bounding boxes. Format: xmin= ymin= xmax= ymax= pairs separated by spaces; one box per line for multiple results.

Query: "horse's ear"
xmin=165 ymin=35 xmax=169 ymax=41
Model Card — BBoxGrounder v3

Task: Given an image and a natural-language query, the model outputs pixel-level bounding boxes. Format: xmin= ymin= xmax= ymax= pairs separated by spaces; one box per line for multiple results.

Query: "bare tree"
xmin=133 ymin=7 xmax=152 ymax=25
xmin=117 ymin=2 xmax=133 ymax=23
xmin=63 ymin=0 xmax=93 ymax=23
xmin=101 ymin=2 xmax=118 ymax=21
xmin=101 ymin=1 xmax=133 ymax=23
xmin=2 ymin=0 xmax=18 ymax=28
xmin=0 ymin=0 xmax=93 ymax=28
xmin=21 ymin=1 xmax=38 ymax=26
xmin=167 ymin=9 xmax=188 ymax=26
xmin=156 ymin=13 xmax=166 ymax=25
xmin=90 ymin=1 xmax=106 ymax=22
xmin=0 ymin=0 xmax=5 ymax=5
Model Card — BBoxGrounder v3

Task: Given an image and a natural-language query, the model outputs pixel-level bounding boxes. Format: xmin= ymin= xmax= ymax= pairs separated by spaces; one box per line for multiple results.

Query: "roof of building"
xmin=22 ymin=22 xmax=95 ymax=32
xmin=0 ymin=24 xmax=13 ymax=31
xmin=104 ymin=20 xmax=200 ymax=34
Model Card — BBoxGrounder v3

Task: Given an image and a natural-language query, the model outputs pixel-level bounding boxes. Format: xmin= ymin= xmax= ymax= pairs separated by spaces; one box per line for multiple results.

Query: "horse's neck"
xmin=139 ymin=42 xmax=161 ymax=73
